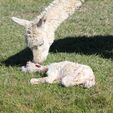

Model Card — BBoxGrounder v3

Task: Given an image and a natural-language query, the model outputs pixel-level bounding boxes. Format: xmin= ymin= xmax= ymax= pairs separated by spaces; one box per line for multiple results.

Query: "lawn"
xmin=0 ymin=0 xmax=113 ymax=112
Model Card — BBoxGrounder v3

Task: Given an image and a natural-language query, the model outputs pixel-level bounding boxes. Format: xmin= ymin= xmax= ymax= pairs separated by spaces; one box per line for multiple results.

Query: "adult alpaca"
xmin=12 ymin=0 xmax=85 ymax=64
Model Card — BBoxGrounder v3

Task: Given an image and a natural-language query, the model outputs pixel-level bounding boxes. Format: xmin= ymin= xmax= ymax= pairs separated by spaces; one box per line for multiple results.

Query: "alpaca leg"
xmin=45 ymin=76 xmax=57 ymax=84
xmin=61 ymin=76 xmax=75 ymax=87
xmin=30 ymin=76 xmax=57 ymax=85
xmin=30 ymin=77 xmax=47 ymax=85
xmin=45 ymin=72 xmax=60 ymax=84
xmin=62 ymin=75 xmax=95 ymax=88
xmin=61 ymin=75 xmax=85 ymax=87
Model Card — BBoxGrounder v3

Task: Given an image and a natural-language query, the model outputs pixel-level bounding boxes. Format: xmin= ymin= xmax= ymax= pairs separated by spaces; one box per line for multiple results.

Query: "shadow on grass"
xmin=2 ymin=35 xmax=113 ymax=66
xmin=2 ymin=48 xmax=33 ymax=66
xmin=50 ymin=35 xmax=113 ymax=59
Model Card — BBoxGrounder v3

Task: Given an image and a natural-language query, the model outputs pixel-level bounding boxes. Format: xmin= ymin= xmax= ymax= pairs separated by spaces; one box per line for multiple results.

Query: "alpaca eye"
xmin=33 ymin=46 xmax=38 ymax=49
xmin=27 ymin=31 xmax=31 ymax=34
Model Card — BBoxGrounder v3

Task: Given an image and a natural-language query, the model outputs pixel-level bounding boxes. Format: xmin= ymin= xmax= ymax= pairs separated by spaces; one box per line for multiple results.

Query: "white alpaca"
xmin=22 ymin=61 xmax=95 ymax=88
xmin=12 ymin=0 xmax=85 ymax=64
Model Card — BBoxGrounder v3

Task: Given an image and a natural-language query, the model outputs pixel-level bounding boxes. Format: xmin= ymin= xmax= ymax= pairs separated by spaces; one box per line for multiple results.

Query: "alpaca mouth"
xmin=35 ymin=64 xmax=41 ymax=68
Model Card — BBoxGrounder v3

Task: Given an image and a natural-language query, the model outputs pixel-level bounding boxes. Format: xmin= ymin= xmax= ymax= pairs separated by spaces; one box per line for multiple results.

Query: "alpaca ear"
xmin=11 ymin=17 xmax=30 ymax=27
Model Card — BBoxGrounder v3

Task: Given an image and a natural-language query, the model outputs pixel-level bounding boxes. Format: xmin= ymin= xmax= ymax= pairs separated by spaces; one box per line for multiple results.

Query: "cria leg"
xmin=61 ymin=75 xmax=95 ymax=88
xmin=45 ymin=76 xmax=57 ymax=84
xmin=61 ymin=75 xmax=85 ymax=87
xmin=46 ymin=71 xmax=60 ymax=84
xmin=30 ymin=76 xmax=57 ymax=85
xmin=30 ymin=77 xmax=47 ymax=85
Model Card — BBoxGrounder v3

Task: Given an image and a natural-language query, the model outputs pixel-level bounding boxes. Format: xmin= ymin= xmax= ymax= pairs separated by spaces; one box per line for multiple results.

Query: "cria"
xmin=22 ymin=61 xmax=95 ymax=88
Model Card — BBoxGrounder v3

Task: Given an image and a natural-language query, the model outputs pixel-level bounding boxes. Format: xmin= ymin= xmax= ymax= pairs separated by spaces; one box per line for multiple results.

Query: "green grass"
xmin=0 ymin=0 xmax=113 ymax=112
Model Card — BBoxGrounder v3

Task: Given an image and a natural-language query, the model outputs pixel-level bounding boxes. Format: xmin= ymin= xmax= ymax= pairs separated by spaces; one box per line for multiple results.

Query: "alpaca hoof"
xmin=30 ymin=78 xmax=39 ymax=85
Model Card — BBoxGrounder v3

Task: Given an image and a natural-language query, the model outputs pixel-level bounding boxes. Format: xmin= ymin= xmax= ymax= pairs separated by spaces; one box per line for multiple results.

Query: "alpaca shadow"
xmin=2 ymin=35 xmax=113 ymax=66
xmin=2 ymin=48 xmax=33 ymax=66
xmin=50 ymin=35 xmax=113 ymax=59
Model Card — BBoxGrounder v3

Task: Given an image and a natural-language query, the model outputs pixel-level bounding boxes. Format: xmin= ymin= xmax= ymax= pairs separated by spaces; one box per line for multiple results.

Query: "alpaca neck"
xmin=39 ymin=0 xmax=84 ymax=32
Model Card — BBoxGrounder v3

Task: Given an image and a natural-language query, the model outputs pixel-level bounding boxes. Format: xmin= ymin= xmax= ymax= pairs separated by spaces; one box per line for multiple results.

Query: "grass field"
xmin=0 ymin=0 xmax=113 ymax=112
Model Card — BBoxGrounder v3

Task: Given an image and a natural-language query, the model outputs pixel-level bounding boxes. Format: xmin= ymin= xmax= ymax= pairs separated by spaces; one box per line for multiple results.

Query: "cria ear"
xmin=11 ymin=17 xmax=30 ymax=27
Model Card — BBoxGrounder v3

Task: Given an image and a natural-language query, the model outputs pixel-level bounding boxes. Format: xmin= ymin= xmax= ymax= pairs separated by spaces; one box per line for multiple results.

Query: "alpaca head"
xmin=12 ymin=17 xmax=54 ymax=64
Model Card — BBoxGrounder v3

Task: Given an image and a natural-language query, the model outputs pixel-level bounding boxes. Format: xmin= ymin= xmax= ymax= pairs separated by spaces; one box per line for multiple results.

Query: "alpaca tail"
xmin=84 ymin=79 xmax=96 ymax=88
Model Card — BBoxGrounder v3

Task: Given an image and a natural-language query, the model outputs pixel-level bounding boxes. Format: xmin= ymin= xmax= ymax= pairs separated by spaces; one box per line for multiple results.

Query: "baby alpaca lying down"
xmin=22 ymin=61 xmax=95 ymax=88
